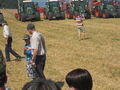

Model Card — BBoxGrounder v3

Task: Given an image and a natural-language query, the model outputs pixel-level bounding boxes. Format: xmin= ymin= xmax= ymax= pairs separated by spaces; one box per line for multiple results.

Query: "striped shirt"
xmin=76 ymin=16 xmax=85 ymax=28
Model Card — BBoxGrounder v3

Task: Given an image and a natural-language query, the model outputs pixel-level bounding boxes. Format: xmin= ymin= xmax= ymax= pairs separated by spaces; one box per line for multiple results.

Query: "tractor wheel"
xmin=102 ymin=10 xmax=109 ymax=18
xmin=35 ymin=12 xmax=40 ymax=21
xmin=48 ymin=12 xmax=53 ymax=20
xmin=86 ymin=11 xmax=91 ymax=19
xmin=0 ymin=13 xmax=4 ymax=23
xmin=21 ymin=14 xmax=26 ymax=22
xmin=17 ymin=15 xmax=21 ymax=21
xmin=61 ymin=12 xmax=65 ymax=19
xmin=74 ymin=11 xmax=79 ymax=17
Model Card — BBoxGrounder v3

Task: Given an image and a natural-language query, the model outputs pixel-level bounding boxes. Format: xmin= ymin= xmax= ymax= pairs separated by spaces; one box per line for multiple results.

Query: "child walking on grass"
xmin=23 ymin=34 xmax=38 ymax=80
xmin=76 ymin=14 xmax=86 ymax=40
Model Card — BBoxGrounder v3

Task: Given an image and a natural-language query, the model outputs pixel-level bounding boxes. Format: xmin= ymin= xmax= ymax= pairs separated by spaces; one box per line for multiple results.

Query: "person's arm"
xmin=24 ymin=47 xmax=27 ymax=55
xmin=30 ymin=37 xmax=39 ymax=65
xmin=41 ymin=35 xmax=46 ymax=53
xmin=31 ymin=49 xmax=38 ymax=61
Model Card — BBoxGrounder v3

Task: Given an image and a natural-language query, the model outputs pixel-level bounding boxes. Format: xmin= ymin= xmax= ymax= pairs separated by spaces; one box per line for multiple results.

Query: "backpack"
xmin=0 ymin=50 xmax=6 ymax=74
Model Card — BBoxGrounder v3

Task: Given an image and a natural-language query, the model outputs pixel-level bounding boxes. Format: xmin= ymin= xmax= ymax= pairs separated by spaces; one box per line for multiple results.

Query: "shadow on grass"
xmin=84 ymin=37 xmax=91 ymax=40
xmin=79 ymin=37 xmax=91 ymax=41
xmin=11 ymin=56 xmax=25 ymax=62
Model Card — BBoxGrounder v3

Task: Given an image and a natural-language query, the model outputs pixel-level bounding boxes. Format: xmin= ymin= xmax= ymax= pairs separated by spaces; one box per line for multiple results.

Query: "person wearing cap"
xmin=2 ymin=21 xmax=21 ymax=62
xmin=0 ymin=50 xmax=11 ymax=90
xmin=27 ymin=24 xmax=46 ymax=79
xmin=76 ymin=14 xmax=86 ymax=40
xmin=23 ymin=34 xmax=38 ymax=79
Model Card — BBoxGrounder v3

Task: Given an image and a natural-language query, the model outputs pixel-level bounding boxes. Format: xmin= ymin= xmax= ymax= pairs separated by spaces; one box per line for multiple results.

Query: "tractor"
xmin=44 ymin=0 xmax=65 ymax=20
xmin=0 ymin=13 xmax=4 ymax=26
xmin=66 ymin=0 xmax=91 ymax=19
xmin=15 ymin=0 xmax=40 ymax=22
xmin=92 ymin=0 xmax=120 ymax=18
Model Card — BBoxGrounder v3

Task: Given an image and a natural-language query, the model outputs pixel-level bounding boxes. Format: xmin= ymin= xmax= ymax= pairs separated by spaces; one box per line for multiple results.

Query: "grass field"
xmin=0 ymin=10 xmax=120 ymax=90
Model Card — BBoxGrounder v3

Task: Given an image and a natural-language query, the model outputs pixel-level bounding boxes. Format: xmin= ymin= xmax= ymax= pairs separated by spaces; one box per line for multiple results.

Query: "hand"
xmin=30 ymin=60 xmax=36 ymax=67
xmin=27 ymin=47 xmax=32 ymax=50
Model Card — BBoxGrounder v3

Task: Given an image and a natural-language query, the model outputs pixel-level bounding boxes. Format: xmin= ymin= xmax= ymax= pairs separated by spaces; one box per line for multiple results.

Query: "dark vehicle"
xmin=66 ymin=0 xmax=91 ymax=19
xmin=15 ymin=0 xmax=40 ymax=22
xmin=44 ymin=1 xmax=65 ymax=20
xmin=0 ymin=13 xmax=4 ymax=26
xmin=92 ymin=0 xmax=120 ymax=18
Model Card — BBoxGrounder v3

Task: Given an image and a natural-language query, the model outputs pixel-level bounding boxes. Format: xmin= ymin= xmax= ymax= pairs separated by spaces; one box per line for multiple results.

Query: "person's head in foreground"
xmin=23 ymin=34 xmax=30 ymax=44
xmin=65 ymin=68 xmax=93 ymax=90
xmin=0 ymin=50 xmax=7 ymax=90
xmin=27 ymin=24 xmax=36 ymax=35
xmin=22 ymin=79 xmax=61 ymax=90
xmin=2 ymin=20 xmax=8 ymax=26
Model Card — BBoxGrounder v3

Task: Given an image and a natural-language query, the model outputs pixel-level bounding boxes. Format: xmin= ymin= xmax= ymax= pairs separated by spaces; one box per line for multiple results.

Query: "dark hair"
xmin=0 ymin=50 xmax=7 ymax=87
xmin=65 ymin=68 xmax=93 ymax=90
xmin=27 ymin=24 xmax=35 ymax=30
xmin=0 ymin=72 xmax=7 ymax=87
xmin=22 ymin=79 xmax=61 ymax=90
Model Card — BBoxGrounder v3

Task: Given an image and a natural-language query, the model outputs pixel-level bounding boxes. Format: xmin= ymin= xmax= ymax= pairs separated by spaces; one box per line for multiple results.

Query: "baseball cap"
xmin=27 ymin=24 xmax=35 ymax=30
xmin=23 ymin=34 xmax=30 ymax=40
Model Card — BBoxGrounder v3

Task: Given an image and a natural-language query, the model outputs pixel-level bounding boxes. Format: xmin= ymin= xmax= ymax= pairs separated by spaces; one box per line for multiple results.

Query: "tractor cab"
xmin=19 ymin=2 xmax=37 ymax=16
xmin=71 ymin=1 xmax=87 ymax=15
xmin=66 ymin=0 xmax=91 ymax=19
xmin=46 ymin=1 xmax=60 ymax=8
xmin=15 ymin=1 xmax=40 ymax=22
xmin=46 ymin=1 xmax=61 ymax=13
xmin=44 ymin=1 xmax=65 ymax=20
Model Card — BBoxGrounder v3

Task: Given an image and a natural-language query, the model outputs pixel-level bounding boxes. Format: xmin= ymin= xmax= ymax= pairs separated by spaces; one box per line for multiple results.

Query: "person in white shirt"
xmin=2 ymin=21 xmax=21 ymax=62
xmin=27 ymin=24 xmax=46 ymax=79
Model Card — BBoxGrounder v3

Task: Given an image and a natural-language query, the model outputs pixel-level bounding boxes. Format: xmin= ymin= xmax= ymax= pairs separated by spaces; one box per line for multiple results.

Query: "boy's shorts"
xmin=26 ymin=61 xmax=38 ymax=79
xmin=77 ymin=26 xmax=85 ymax=33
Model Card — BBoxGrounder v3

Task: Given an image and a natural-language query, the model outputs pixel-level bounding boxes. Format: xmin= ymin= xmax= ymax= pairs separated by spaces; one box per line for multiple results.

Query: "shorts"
xmin=26 ymin=61 xmax=38 ymax=79
xmin=77 ymin=26 xmax=85 ymax=33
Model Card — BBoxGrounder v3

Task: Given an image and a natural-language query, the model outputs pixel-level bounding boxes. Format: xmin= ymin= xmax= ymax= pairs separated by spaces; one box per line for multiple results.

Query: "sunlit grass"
xmin=0 ymin=10 xmax=120 ymax=90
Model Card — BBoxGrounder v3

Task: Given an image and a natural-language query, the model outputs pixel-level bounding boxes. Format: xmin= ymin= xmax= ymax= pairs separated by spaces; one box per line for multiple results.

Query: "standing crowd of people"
xmin=0 ymin=14 xmax=92 ymax=90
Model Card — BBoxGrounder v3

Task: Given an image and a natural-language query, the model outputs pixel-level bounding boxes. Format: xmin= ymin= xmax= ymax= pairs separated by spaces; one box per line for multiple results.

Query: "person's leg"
xmin=78 ymin=28 xmax=81 ymax=40
xmin=83 ymin=32 xmax=86 ymax=39
xmin=5 ymin=46 xmax=10 ymax=61
xmin=8 ymin=37 xmax=21 ymax=59
xmin=35 ymin=55 xmax=46 ymax=79
xmin=83 ymin=27 xmax=86 ymax=39
xmin=9 ymin=47 xmax=21 ymax=58
xmin=80 ymin=26 xmax=85 ymax=40
xmin=5 ymin=37 xmax=12 ymax=61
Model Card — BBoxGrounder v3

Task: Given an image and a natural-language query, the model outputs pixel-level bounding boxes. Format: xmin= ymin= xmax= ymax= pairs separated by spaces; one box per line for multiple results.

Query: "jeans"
xmin=35 ymin=55 xmax=46 ymax=79
xmin=5 ymin=37 xmax=20 ymax=61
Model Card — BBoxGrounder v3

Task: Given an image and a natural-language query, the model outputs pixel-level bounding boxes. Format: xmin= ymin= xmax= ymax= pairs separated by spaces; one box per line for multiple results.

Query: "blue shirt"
xmin=24 ymin=44 xmax=32 ymax=61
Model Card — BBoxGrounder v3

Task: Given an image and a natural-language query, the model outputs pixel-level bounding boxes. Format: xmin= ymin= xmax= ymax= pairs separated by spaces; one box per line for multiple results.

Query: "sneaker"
xmin=15 ymin=56 xmax=22 ymax=61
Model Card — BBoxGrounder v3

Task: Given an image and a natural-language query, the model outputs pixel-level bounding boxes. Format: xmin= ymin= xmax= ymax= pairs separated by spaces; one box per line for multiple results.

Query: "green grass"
xmin=0 ymin=10 xmax=120 ymax=90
